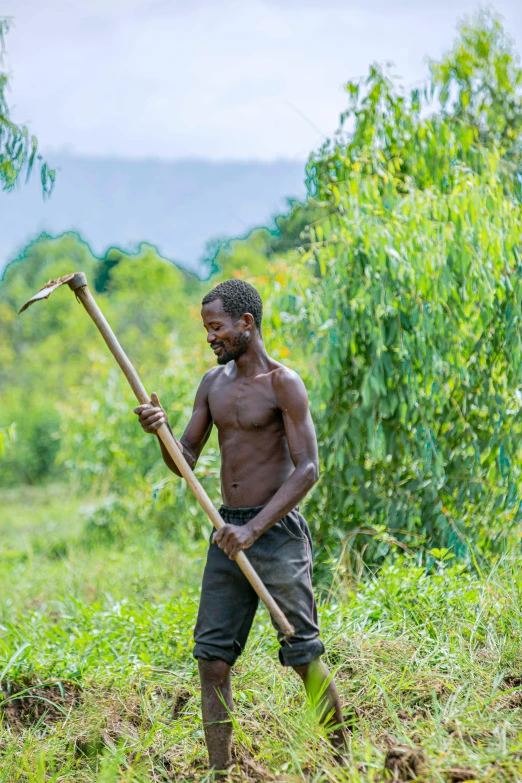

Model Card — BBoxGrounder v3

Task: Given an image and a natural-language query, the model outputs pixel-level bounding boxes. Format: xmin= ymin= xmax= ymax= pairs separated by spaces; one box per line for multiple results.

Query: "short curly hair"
xmin=202 ymin=279 xmax=263 ymax=331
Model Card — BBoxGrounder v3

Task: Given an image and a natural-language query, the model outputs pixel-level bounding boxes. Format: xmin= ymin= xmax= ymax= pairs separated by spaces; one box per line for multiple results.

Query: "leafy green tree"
xmin=271 ymin=199 xmax=327 ymax=256
xmin=0 ymin=234 xmax=210 ymax=485
xmin=0 ymin=18 xmax=54 ymax=193
xmin=431 ymin=13 xmax=522 ymax=190
xmin=206 ymin=199 xmax=328 ymax=280
xmin=0 ymin=235 xmax=100 ymax=483
xmin=278 ymin=11 xmax=522 ymax=561
xmin=208 ymin=229 xmax=275 ymax=281
xmin=309 ymin=13 xmax=521 ymax=203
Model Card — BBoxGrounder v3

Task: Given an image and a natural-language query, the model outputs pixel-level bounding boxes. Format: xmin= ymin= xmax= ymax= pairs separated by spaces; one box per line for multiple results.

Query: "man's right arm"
xmin=133 ymin=371 xmax=215 ymax=477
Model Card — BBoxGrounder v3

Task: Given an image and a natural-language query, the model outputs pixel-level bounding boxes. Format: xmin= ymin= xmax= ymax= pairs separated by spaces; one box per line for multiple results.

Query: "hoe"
xmin=20 ymin=272 xmax=294 ymax=637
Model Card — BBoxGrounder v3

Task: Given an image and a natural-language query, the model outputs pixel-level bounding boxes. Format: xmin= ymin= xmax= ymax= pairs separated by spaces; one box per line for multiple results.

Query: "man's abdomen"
xmin=219 ymin=433 xmax=293 ymax=508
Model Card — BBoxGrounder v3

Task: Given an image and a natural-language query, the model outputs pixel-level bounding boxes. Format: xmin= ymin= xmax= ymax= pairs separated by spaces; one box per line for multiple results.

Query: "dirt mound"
xmin=446 ymin=768 xmax=479 ymax=782
xmin=503 ymin=676 xmax=522 ymax=688
xmin=500 ymin=676 xmax=522 ymax=708
xmin=384 ymin=745 xmax=425 ymax=781
xmin=1 ymin=679 xmax=82 ymax=730
xmin=172 ymin=687 xmax=192 ymax=719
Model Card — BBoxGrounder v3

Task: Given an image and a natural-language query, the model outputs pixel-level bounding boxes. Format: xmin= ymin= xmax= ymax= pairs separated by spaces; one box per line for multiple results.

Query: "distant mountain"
xmin=0 ymin=155 xmax=307 ymax=278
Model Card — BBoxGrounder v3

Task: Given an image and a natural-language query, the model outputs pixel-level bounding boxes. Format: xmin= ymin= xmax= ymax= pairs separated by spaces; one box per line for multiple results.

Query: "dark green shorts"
xmin=193 ymin=505 xmax=325 ymax=667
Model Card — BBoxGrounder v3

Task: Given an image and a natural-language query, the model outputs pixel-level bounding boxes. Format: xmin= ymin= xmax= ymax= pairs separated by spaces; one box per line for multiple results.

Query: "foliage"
xmin=309 ymin=11 xmax=522 ymax=202
xmin=209 ymin=228 xmax=275 ymax=281
xmin=58 ymin=361 xmax=221 ymax=544
xmin=0 ymin=235 xmax=204 ymax=486
xmin=275 ymin=11 xmax=522 ymax=560
xmin=0 ymin=235 xmax=100 ymax=483
xmin=0 ymin=19 xmax=54 ymax=193
xmin=431 ymin=12 xmax=522 ymax=190
xmin=207 ymin=198 xmax=325 ymax=281
xmin=271 ymin=198 xmax=327 ymax=255
xmin=3 ymin=12 xmax=522 ymax=567
xmin=0 ymin=423 xmax=15 ymax=457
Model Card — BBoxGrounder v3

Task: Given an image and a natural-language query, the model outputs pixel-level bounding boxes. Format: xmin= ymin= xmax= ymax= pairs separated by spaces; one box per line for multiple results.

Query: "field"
xmin=1 ymin=485 xmax=522 ymax=782
xmin=3 ymin=10 xmax=522 ymax=782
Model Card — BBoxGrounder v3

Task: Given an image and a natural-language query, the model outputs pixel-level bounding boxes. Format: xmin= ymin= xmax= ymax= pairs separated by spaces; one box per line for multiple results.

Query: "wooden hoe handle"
xmin=69 ymin=275 xmax=295 ymax=638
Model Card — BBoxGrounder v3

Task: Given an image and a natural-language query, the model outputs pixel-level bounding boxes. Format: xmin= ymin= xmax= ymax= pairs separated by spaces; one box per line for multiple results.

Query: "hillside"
xmin=0 ymin=155 xmax=306 ymax=277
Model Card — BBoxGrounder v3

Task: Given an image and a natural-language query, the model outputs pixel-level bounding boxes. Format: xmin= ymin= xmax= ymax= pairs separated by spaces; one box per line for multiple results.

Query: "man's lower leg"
xmin=293 ymin=657 xmax=347 ymax=753
xmin=198 ymin=659 xmax=234 ymax=774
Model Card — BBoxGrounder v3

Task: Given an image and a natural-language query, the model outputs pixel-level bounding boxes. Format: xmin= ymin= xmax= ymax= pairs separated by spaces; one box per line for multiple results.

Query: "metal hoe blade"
xmin=18 ymin=272 xmax=85 ymax=313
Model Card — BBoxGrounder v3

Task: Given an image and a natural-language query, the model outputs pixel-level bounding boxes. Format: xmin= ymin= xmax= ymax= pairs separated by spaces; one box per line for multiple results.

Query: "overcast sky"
xmin=2 ymin=0 xmax=522 ymax=161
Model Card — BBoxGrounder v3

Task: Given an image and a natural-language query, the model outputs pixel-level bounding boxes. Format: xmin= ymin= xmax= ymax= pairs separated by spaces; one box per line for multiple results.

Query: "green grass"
xmin=1 ymin=486 xmax=522 ymax=781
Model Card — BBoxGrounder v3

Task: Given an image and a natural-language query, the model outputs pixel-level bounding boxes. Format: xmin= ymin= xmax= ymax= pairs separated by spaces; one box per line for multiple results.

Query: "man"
xmin=134 ymin=279 xmax=345 ymax=776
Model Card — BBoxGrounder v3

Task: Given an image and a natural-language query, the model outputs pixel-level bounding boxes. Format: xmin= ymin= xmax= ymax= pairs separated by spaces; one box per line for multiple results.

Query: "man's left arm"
xmin=213 ymin=369 xmax=319 ymax=559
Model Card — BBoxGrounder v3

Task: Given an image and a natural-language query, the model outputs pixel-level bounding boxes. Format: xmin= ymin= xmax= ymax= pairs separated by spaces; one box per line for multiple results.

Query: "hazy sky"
xmin=3 ymin=0 xmax=522 ymax=161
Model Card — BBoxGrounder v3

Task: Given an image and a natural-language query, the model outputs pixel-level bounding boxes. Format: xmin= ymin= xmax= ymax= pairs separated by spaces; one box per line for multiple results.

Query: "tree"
xmin=0 ymin=18 xmax=54 ymax=193
xmin=278 ymin=11 xmax=522 ymax=562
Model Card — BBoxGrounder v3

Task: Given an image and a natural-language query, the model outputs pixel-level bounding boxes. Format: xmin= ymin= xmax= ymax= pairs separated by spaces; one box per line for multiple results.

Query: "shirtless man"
xmin=134 ymin=279 xmax=345 ymax=776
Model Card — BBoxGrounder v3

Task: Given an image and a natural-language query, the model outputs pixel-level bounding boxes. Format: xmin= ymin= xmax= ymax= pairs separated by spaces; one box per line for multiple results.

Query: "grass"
xmin=1 ymin=485 xmax=522 ymax=781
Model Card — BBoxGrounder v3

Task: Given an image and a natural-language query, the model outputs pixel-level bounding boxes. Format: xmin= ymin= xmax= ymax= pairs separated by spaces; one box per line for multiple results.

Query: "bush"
xmin=58 ymin=360 xmax=221 ymax=544
xmin=276 ymin=12 xmax=522 ymax=562
xmin=0 ymin=404 xmax=61 ymax=484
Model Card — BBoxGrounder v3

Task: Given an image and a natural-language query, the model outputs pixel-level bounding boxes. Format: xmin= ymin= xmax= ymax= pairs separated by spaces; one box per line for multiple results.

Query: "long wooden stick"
xmin=68 ymin=274 xmax=294 ymax=637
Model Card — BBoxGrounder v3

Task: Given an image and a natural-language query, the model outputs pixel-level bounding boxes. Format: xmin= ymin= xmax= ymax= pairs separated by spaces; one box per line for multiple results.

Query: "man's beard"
xmin=216 ymin=332 xmax=249 ymax=365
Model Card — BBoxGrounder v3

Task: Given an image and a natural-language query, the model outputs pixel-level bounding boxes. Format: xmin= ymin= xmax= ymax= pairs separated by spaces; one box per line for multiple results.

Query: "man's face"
xmin=201 ymin=299 xmax=250 ymax=365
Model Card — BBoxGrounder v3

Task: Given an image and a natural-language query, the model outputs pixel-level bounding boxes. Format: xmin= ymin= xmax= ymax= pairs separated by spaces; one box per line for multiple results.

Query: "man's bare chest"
xmin=208 ymin=378 xmax=280 ymax=432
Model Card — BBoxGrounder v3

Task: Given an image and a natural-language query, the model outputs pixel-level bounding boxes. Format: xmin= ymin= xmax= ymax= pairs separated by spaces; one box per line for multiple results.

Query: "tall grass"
xmin=1 ymin=485 xmax=522 ymax=781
